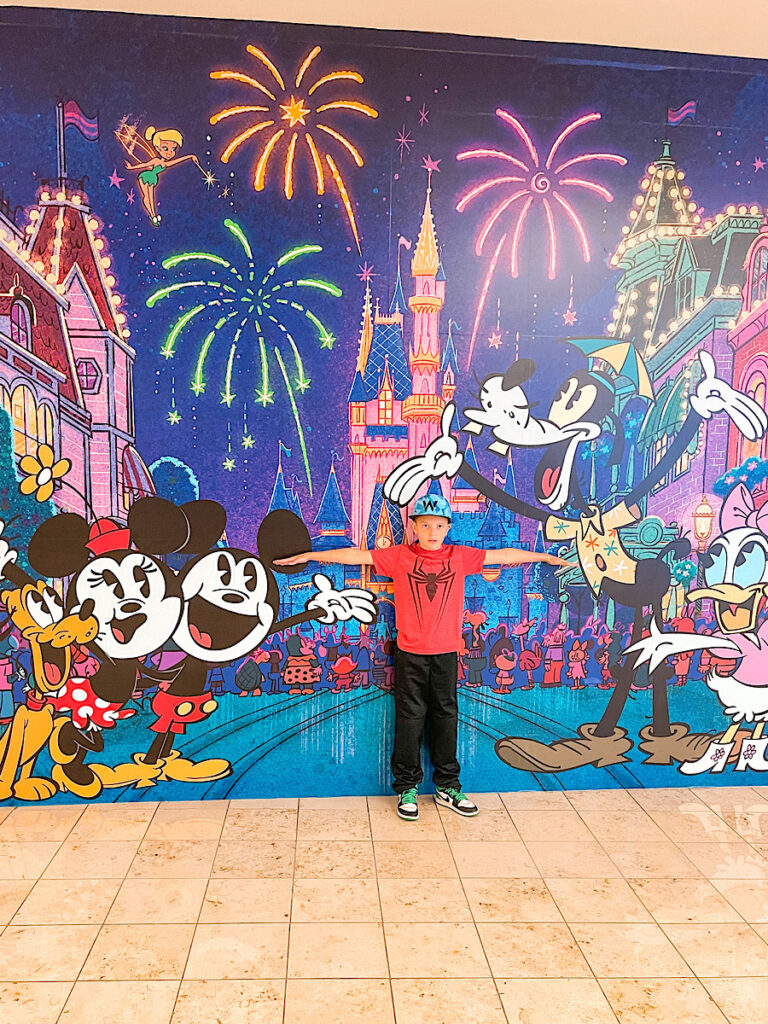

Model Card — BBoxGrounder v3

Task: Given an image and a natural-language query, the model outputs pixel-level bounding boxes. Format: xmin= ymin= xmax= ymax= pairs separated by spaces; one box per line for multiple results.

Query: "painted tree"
xmin=148 ymin=456 xmax=199 ymax=506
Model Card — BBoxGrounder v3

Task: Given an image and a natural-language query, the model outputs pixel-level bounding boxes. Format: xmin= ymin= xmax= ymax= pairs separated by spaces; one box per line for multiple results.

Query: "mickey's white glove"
xmin=691 ymin=351 xmax=768 ymax=441
xmin=0 ymin=520 xmax=18 ymax=579
xmin=384 ymin=403 xmax=463 ymax=507
xmin=306 ymin=574 xmax=377 ymax=625
xmin=624 ymin=618 xmax=741 ymax=676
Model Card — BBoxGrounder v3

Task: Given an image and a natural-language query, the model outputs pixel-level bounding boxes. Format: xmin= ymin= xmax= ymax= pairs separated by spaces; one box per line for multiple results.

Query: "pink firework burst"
xmin=456 ymin=110 xmax=626 ymax=368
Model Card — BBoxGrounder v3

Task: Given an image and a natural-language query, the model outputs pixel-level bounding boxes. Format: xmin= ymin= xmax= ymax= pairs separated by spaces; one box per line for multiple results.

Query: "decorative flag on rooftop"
xmin=667 ymin=100 xmax=697 ymax=126
xmin=62 ymin=99 xmax=99 ymax=141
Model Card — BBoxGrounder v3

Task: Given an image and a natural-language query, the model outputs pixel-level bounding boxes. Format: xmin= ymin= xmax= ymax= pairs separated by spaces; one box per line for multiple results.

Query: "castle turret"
xmin=313 ymin=462 xmax=352 ymax=549
xmin=267 ymin=442 xmax=293 ymax=514
xmin=365 ymin=467 xmax=405 ymax=550
xmin=441 ymin=320 xmax=459 ymax=402
xmin=402 ymin=174 xmax=445 ymax=455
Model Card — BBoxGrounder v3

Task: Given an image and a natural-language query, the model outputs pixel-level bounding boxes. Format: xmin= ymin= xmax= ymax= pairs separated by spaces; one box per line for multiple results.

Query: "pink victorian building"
xmin=726 ymin=221 xmax=768 ymax=501
xmin=0 ymin=179 xmax=152 ymax=518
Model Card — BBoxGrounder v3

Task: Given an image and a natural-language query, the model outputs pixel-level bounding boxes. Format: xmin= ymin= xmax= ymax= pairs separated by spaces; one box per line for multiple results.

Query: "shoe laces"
xmin=443 ymin=787 xmax=468 ymax=802
xmin=400 ymin=788 xmax=418 ymax=803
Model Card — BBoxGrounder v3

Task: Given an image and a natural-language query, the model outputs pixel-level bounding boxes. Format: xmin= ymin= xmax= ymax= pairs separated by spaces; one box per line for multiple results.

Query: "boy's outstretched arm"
xmin=483 ymin=547 xmax=570 ymax=567
xmin=275 ymin=548 xmax=374 ymax=567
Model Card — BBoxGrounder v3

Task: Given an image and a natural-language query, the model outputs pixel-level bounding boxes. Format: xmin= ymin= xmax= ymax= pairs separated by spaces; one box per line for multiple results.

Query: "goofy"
xmin=384 ymin=349 xmax=768 ymax=773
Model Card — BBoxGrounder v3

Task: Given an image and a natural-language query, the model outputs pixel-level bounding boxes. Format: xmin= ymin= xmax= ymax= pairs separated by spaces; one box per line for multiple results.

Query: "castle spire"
xmin=411 ymin=183 xmax=440 ymax=278
xmin=356 ymin=279 xmax=374 ymax=372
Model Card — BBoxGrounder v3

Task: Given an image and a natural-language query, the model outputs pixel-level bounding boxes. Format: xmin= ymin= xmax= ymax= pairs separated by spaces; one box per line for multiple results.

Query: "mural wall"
xmin=1 ymin=5 xmax=768 ymax=802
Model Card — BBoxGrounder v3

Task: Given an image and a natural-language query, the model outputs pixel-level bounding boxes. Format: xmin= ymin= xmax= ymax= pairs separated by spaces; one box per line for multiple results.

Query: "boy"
xmin=277 ymin=494 xmax=567 ymax=820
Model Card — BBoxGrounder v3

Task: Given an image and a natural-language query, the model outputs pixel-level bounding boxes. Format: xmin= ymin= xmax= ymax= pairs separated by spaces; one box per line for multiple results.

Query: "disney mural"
xmin=2 ymin=5 xmax=768 ymax=802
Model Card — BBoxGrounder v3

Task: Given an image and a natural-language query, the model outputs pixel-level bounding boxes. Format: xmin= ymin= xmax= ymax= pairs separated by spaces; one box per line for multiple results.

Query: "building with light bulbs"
xmin=0 ymin=179 xmax=152 ymax=519
xmin=608 ymin=139 xmax=762 ymax=533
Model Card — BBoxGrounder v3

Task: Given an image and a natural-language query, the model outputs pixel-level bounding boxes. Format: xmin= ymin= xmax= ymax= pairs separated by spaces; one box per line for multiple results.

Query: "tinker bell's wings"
xmin=115 ymin=124 xmax=155 ymax=162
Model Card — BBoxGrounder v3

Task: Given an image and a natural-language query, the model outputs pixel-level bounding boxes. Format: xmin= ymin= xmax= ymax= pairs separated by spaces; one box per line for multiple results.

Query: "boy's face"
xmin=411 ymin=515 xmax=450 ymax=550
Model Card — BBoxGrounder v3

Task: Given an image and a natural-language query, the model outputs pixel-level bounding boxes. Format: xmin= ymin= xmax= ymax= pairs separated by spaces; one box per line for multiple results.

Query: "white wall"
xmin=8 ymin=0 xmax=768 ymax=60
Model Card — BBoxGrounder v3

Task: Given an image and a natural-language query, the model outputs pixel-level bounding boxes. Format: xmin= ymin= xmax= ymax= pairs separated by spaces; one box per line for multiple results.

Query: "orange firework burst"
xmin=210 ymin=44 xmax=378 ymax=252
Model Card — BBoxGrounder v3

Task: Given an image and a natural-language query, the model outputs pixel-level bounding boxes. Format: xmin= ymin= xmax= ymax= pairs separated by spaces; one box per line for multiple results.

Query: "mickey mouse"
xmin=138 ymin=508 xmax=378 ymax=783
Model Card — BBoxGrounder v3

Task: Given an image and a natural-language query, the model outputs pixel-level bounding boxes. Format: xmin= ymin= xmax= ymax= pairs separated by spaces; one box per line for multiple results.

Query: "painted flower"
xmin=19 ymin=444 xmax=71 ymax=503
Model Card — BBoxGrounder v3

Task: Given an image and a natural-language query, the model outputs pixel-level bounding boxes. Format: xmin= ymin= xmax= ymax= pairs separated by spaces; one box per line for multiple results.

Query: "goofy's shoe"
xmin=735 ymin=736 xmax=768 ymax=772
xmin=638 ymin=723 xmax=716 ymax=765
xmin=495 ymin=723 xmax=632 ymax=773
xmin=679 ymin=740 xmax=735 ymax=775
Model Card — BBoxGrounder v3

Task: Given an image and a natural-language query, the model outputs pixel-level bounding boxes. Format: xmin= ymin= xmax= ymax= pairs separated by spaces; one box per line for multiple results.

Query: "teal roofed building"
xmin=604 ymin=137 xmax=761 ymax=530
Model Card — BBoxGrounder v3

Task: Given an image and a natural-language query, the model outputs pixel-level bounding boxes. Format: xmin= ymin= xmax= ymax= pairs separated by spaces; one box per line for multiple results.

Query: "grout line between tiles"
xmin=283 ymin=797 xmax=301 ymax=1024
xmin=166 ymin=799 xmax=229 ymax=1024
xmin=369 ymin=796 xmax=400 ymax=1024
xmin=440 ymin=797 xmax=513 ymax=1024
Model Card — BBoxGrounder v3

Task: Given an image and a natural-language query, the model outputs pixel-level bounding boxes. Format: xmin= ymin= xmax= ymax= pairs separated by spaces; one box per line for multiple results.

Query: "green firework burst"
xmin=146 ymin=222 xmax=342 ymax=494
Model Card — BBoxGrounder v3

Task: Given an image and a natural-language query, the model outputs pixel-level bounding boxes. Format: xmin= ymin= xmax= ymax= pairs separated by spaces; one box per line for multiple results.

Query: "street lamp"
xmin=692 ymin=494 xmax=715 ymax=617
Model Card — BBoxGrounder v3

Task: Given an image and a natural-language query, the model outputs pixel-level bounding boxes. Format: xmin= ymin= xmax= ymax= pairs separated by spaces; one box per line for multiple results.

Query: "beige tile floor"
xmin=0 ymin=786 xmax=768 ymax=1022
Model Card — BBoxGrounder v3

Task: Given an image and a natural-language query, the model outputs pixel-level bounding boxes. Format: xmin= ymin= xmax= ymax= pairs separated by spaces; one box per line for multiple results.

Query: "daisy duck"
xmin=627 ymin=482 xmax=768 ymax=775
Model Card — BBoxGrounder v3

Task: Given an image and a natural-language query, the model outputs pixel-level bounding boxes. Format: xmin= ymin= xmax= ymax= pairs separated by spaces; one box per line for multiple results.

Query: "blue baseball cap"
xmin=409 ymin=494 xmax=452 ymax=522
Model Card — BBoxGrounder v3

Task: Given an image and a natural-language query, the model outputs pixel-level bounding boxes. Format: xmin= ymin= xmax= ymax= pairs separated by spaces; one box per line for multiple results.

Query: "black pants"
xmin=391 ymin=646 xmax=461 ymax=794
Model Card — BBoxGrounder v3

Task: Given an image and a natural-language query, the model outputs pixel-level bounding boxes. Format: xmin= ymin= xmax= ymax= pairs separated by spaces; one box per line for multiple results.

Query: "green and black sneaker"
xmin=397 ymin=787 xmax=419 ymax=820
xmin=435 ymin=787 xmax=479 ymax=817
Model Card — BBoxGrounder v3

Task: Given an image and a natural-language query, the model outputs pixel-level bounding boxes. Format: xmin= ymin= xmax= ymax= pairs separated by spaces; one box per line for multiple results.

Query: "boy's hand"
xmin=542 ymin=554 xmax=570 ymax=567
xmin=306 ymin=574 xmax=377 ymax=625
xmin=384 ymin=403 xmax=462 ymax=506
xmin=274 ymin=552 xmax=313 ymax=566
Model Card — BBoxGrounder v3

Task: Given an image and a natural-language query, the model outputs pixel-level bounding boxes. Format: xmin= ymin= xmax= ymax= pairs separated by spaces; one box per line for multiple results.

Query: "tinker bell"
xmin=116 ymin=123 xmax=204 ymax=226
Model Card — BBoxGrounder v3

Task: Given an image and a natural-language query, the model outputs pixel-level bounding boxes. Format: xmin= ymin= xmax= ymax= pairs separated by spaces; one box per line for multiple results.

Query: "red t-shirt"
xmin=370 ymin=543 xmax=486 ymax=654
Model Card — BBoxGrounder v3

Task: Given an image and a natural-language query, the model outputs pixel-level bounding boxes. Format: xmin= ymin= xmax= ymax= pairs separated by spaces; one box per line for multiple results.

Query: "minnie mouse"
xmin=138 ymin=508 xmax=378 ymax=782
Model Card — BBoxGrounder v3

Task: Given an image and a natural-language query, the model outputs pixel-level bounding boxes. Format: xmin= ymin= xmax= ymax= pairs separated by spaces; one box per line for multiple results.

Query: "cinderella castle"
xmin=267 ymin=173 xmax=533 ymax=625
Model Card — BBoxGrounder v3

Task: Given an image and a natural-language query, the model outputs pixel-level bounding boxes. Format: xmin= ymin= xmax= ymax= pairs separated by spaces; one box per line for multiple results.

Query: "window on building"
xmin=751 ymin=247 xmax=768 ymax=308
xmin=10 ymin=301 xmax=31 ymax=350
xmin=377 ymin=384 xmax=393 ymax=425
xmin=37 ymin=404 xmax=54 ymax=447
xmin=742 ymin=370 xmax=767 ymax=462
xmin=0 ymin=385 xmax=10 ymax=417
xmin=11 ymin=384 xmax=37 ymax=456
xmin=75 ymin=358 xmax=102 ymax=395
xmin=676 ymin=275 xmax=693 ymax=318
xmin=651 ymin=433 xmax=670 ymax=493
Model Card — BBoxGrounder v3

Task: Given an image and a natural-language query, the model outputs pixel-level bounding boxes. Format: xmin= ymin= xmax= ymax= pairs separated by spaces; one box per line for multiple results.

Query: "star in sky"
xmin=357 ymin=262 xmax=376 ymax=282
xmin=126 ymin=188 xmax=135 ymax=205
xmin=395 ymin=125 xmax=413 ymax=161
xmin=108 ymin=168 xmax=125 ymax=189
xmin=320 ymin=332 xmax=336 ymax=350
xmin=242 ymin=434 xmax=255 ymax=449
xmin=488 ymin=330 xmax=502 ymax=349
xmin=562 ymin=309 xmax=578 ymax=326
xmin=220 ymin=185 xmax=232 ymax=198
xmin=223 ymin=456 xmax=236 ymax=471
xmin=203 ymin=169 xmax=217 ymax=189
xmin=418 ymin=104 xmax=429 ymax=126
xmin=167 ymin=409 xmax=181 ymax=425
xmin=422 ymin=155 xmax=441 ymax=174
xmin=754 ymin=157 xmax=766 ymax=172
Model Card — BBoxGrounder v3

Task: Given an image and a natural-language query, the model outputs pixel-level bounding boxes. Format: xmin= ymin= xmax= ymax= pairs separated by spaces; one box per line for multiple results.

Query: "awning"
xmin=637 ymin=373 xmax=692 ymax=449
xmin=123 ymin=445 xmax=155 ymax=498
